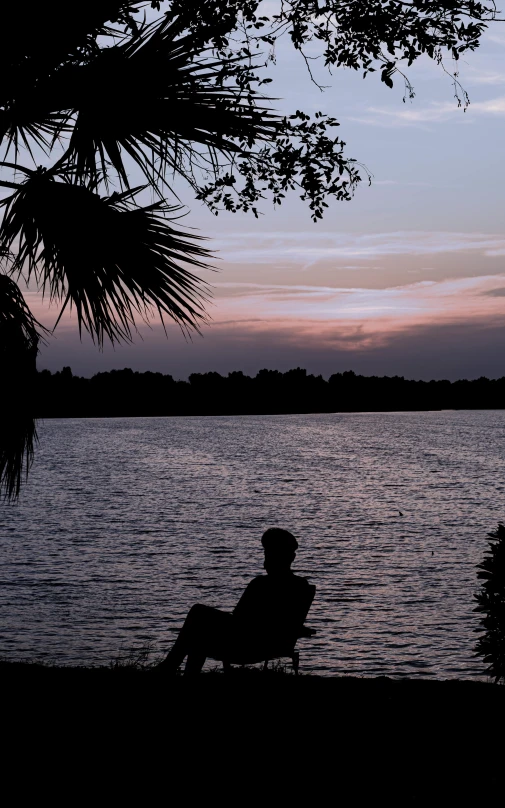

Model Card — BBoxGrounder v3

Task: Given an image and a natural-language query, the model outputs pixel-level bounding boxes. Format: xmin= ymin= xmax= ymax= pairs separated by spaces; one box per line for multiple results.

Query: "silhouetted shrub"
xmin=474 ymin=524 xmax=505 ymax=683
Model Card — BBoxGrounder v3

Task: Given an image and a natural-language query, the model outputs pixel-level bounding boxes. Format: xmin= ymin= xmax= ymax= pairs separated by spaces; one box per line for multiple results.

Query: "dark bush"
xmin=474 ymin=524 xmax=505 ymax=684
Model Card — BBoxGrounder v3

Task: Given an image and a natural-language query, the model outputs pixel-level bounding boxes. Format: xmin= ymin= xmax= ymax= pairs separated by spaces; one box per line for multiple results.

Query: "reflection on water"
xmin=0 ymin=411 xmax=504 ymax=678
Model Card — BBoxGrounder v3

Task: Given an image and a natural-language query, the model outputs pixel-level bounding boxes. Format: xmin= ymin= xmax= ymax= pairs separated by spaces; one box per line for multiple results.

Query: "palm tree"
xmin=0 ymin=1 xmax=497 ymax=497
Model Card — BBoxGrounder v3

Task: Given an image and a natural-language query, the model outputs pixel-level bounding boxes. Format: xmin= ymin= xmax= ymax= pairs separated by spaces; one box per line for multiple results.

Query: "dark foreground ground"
xmin=2 ymin=661 xmax=504 ymax=802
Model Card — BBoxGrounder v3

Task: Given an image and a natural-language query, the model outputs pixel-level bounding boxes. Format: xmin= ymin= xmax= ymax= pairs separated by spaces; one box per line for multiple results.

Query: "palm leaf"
xmin=0 ymin=2 xmax=142 ymax=157
xmin=0 ymin=172 xmax=212 ymax=345
xmin=0 ymin=2 xmax=140 ymax=79
xmin=1 ymin=12 xmax=278 ymax=192
xmin=0 ymin=415 xmax=38 ymax=501
xmin=0 ymin=273 xmax=45 ymax=353
xmin=62 ymin=16 xmax=278 ymax=189
xmin=0 ymin=274 xmax=45 ymax=499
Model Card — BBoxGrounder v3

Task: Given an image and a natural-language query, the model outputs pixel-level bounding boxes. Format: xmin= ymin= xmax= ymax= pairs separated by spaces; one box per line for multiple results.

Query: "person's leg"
xmin=157 ymin=604 xmax=232 ymax=674
xmin=183 ymin=650 xmax=207 ymax=676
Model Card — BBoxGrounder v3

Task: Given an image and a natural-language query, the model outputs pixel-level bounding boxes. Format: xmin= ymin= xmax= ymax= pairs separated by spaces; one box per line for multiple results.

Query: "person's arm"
xmin=233 ymin=577 xmax=261 ymax=622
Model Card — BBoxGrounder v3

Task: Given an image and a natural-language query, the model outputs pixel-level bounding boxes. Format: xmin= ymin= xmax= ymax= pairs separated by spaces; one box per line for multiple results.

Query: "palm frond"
xmin=0 ymin=274 xmax=44 ymax=500
xmin=0 ymin=2 xmax=141 ymax=78
xmin=0 ymin=416 xmax=38 ymax=501
xmin=0 ymin=172 xmax=212 ymax=345
xmin=0 ymin=110 xmax=73 ymax=160
xmin=64 ymin=16 xmax=278 ymax=189
xmin=0 ymin=2 xmax=144 ymax=158
xmin=0 ymin=273 xmax=46 ymax=353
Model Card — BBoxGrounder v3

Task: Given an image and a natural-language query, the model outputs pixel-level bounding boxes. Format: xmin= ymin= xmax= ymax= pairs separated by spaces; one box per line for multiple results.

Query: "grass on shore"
xmin=1 ymin=654 xmax=502 ymax=697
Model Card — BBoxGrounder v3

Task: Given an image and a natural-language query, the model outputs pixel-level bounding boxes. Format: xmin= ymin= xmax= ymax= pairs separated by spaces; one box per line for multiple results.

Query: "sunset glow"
xmin=30 ymin=29 xmax=505 ymax=380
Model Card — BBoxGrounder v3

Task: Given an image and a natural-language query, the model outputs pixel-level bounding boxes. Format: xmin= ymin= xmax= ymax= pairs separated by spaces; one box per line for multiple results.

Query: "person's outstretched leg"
xmin=156 ymin=604 xmax=232 ymax=675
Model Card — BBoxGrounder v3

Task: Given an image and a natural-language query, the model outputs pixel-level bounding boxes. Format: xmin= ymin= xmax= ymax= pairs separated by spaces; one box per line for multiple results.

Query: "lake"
xmin=1 ymin=411 xmax=504 ymax=678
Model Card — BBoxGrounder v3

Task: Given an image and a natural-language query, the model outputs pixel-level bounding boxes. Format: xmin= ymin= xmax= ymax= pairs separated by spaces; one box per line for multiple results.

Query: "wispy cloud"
xmin=483 ymin=286 xmax=505 ymax=297
xmin=213 ymin=230 xmax=505 ymax=266
xmin=348 ymin=95 xmax=505 ymax=128
xmin=208 ymin=274 xmax=505 ymax=341
xmin=31 ymin=270 xmax=505 ymax=348
xmin=486 ymin=31 xmax=505 ymax=47
xmin=484 ymin=247 xmax=505 ymax=256
xmin=465 ymin=67 xmax=505 ymax=86
xmin=373 ymin=179 xmax=433 ymax=187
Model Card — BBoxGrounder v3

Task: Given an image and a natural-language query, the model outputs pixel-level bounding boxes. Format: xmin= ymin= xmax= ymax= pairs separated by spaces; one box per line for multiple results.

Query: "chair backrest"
xmin=298 ymin=584 xmax=316 ymax=626
xmin=224 ymin=583 xmax=316 ymax=665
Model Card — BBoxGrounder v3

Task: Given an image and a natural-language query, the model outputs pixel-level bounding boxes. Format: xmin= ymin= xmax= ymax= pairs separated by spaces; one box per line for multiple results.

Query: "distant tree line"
xmin=35 ymin=367 xmax=505 ymax=417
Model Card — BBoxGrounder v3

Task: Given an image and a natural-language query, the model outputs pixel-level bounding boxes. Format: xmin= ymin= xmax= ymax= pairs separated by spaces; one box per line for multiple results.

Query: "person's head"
xmin=261 ymin=528 xmax=298 ymax=575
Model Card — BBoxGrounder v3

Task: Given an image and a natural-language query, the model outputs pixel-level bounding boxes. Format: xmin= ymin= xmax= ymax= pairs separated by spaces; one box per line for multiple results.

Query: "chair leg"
xmin=263 ymin=659 xmax=269 ymax=672
xmin=292 ymin=652 xmax=300 ymax=675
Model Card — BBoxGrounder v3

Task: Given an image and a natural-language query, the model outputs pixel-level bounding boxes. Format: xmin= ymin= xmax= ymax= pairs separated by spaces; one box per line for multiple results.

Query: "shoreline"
xmin=1 ymin=657 xmax=500 ymax=689
xmin=36 ymin=407 xmax=505 ymax=419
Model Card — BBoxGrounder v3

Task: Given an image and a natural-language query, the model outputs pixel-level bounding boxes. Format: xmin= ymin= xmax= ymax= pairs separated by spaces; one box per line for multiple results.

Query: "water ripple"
xmin=1 ymin=410 xmax=504 ymax=678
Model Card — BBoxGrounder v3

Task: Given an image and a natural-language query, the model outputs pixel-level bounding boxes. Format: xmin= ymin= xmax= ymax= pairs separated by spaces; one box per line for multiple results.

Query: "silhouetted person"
xmin=156 ymin=528 xmax=311 ymax=675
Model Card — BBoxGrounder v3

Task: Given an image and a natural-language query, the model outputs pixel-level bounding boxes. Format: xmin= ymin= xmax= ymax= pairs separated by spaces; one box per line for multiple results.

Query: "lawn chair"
xmin=220 ymin=584 xmax=316 ymax=675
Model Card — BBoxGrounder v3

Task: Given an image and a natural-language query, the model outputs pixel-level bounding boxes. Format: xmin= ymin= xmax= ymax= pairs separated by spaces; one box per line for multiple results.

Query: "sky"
xmin=29 ymin=12 xmax=505 ymax=381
